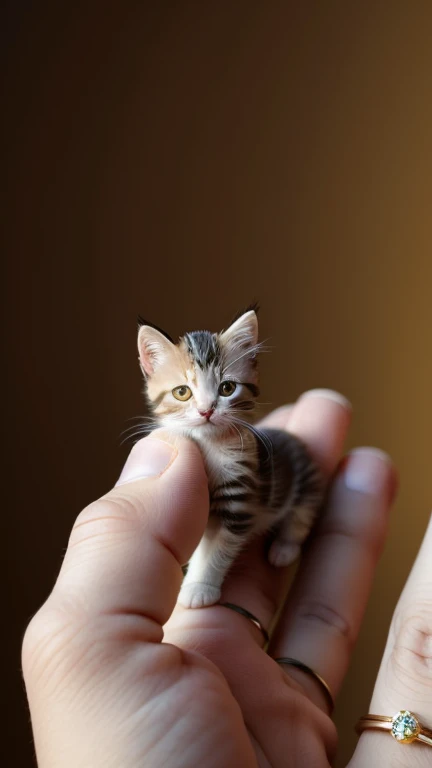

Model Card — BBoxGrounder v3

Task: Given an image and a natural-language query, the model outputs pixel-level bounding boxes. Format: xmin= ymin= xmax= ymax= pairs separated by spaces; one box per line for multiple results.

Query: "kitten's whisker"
xmin=124 ymin=415 xmax=154 ymax=422
xmin=120 ymin=421 xmax=158 ymax=437
xmin=231 ymin=417 xmax=274 ymax=472
xmin=121 ymin=424 xmax=146 ymax=436
xmin=120 ymin=435 xmax=146 ymax=447
xmin=230 ymin=422 xmax=244 ymax=452
xmin=120 ymin=424 xmax=156 ymax=445
xmin=120 ymin=429 xmax=146 ymax=444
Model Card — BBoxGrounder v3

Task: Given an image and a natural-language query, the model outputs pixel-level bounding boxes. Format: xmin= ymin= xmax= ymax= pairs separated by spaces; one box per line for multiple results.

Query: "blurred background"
xmin=3 ymin=2 xmax=432 ymax=765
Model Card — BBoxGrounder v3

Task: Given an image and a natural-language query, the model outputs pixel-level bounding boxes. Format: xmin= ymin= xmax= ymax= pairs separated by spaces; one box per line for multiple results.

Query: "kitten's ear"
xmin=138 ymin=325 xmax=175 ymax=376
xmin=220 ymin=309 xmax=258 ymax=349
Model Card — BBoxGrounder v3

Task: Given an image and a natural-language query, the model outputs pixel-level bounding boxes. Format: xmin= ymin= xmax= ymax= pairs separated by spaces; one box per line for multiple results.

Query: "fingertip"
xmin=116 ymin=436 xmax=178 ymax=485
xmin=299 ymin=389 xmax=352 ymax=411
xmin=344 ymin=447 xmax=398 ymax=505
xmin=116 ymin=429 xmax=207 ymax=487
xmin=348 ymin=446 xmax=393 ymax=465
xmin=288 ymin=389 xmax=352 ymax=476
xmin=257 ymin=391 xmax=351 ymax=434
xmin=257 ymin=404 xmax=294 ymax=429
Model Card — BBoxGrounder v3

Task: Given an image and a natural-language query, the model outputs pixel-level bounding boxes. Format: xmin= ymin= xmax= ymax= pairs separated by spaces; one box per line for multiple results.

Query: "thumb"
xmin=22 ymin=435 xmax=210 ymax=768
xmin=49 ymin=432 xmax=209 ymax=639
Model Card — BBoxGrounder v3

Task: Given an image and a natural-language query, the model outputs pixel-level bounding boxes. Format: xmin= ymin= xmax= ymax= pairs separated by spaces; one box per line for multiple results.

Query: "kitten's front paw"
xmin=178 ymin=582 xmax=221 ymax=608
xmin=268 ymin=540 xmax=301 ymax=567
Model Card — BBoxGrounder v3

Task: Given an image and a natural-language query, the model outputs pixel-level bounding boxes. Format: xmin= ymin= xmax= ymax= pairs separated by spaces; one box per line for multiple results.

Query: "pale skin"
xmin=22 ymin=389 xmax=432 ymax=767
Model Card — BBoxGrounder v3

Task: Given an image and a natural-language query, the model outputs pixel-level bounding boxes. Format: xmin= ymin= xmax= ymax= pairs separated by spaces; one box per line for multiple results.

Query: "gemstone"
xmin=391 ymin=710 xmax=420 ymax=744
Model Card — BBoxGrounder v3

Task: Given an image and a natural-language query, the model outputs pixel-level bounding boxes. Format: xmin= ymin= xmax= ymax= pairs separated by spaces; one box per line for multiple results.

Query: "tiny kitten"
xmin=137 ymin=308 xmax=323 ymax=609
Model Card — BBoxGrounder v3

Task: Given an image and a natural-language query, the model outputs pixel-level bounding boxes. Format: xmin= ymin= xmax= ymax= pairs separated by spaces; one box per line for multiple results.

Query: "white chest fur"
xmin=192 ymin=431 xmax=256 ymax=491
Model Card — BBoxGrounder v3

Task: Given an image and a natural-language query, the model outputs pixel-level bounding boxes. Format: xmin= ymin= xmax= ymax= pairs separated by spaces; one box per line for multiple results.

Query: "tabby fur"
xmin=137 ymin=309 xmax=323 ymax=608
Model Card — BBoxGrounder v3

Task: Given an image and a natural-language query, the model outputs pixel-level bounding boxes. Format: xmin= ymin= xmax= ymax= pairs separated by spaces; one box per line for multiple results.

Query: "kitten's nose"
xmin=198 ymin=408 xmax=214 ymax=420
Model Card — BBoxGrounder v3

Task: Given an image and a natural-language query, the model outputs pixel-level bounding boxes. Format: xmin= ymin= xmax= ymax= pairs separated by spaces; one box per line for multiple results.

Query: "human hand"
xmin=23 ymin=390 xmax=404 ymax=767
xmin=348 ymin=526 xmax=432 ymax=762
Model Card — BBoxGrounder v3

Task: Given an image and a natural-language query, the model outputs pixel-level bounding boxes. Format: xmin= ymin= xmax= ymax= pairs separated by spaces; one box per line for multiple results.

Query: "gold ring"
xmin=274 ymin=657 xmax=334 ymax=714
xmin=219 ymin=602 xmax=269 ymax=644
xmin=356 ymin=710 xmax=432 ymax=747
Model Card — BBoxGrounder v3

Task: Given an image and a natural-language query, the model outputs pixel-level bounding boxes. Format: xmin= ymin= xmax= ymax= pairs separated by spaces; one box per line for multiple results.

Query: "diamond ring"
xmin=356 ymin=710 xmax=432 ymax=747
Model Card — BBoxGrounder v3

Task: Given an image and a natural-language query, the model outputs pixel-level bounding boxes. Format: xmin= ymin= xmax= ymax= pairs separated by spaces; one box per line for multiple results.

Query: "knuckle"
xmin=22 ymin=594 xmax=104 ymax=691
xmin=22 ymin=601 xmax=74 ymax=684
xmin=390 ymin=602 xmax=432 ymax=689
xmin=69 ymin=493 xmax=143 ymax=549
xmin=23 ymin=494 xmax=147 ymax=684
xmin=276 ymin=686 xmax=337 ymax=761
xmin=298 ymin=599 xmax=355 ymax=649
xmin=22 ymin=607 xmax=46 ymax=675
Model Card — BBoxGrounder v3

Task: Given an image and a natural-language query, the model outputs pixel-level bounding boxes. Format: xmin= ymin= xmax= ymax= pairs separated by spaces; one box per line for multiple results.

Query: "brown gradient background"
xmin=3 ymin=3 xmax=432 ymax=766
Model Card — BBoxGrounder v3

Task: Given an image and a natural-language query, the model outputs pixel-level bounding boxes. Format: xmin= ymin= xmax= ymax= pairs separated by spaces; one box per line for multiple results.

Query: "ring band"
xmin=275 ymin=657 xmax=334 ymax=714
xmin=219 ymin=602 xmax=269 ymax=644
xmin=356 ymin=710 xmax=432 ymax=747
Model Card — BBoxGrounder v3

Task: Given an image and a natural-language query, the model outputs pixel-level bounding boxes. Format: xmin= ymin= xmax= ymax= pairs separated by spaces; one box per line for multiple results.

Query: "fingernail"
xmin=344 ymin=447 xmax=393 ymax=497
xmin=300 ymin=389 xmax=352 ymax=410
xmin=116 ymin=438 xmax=177 ymax=485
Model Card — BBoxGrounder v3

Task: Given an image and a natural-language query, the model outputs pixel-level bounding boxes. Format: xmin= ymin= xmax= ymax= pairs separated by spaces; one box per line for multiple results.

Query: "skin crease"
xmin=22 ymin=390 xmax=432 ymax=767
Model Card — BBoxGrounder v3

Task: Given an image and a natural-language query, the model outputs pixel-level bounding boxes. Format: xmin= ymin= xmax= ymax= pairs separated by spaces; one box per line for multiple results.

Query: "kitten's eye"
xmin=219 ymin=381 xmax=237 ymax=397
xmin=172 ymin=385 xmax=192 ymax=401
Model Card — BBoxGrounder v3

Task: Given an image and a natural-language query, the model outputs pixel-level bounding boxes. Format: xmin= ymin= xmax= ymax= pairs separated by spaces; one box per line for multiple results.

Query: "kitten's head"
xmin=137 ymin=308 xmax=260 ymax=437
